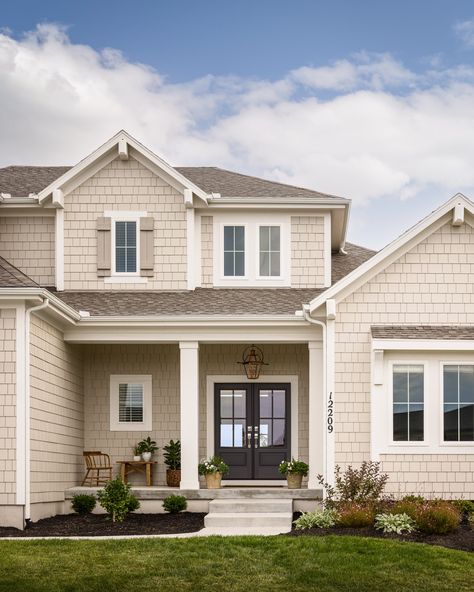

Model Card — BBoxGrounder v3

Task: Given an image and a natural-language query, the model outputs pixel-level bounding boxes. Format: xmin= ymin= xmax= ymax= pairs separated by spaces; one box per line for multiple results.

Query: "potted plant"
xmin=163 ymin=439 xmax=181 ymax=487
xmin=132 ymin=445 xmax=141 ymax=462
xmin=279 ymin=459 xmax=309 ymax=489
xmin=137 ymin=436 xmax=158 ymax=462
xmin=198 ymin=456 xmax=229 ymax=489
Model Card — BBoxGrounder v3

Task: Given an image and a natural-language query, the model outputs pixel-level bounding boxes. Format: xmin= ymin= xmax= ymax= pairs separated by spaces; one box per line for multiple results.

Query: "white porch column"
xmin=179 ymin=341 xmax=200 ymax=489
xmin=308 ymin=341 xmax=324 ymax=490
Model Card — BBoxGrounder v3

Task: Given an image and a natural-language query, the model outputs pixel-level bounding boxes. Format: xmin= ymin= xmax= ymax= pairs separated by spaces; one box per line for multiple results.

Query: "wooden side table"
xmin=117 ymin=461 xmax=157 ymax=486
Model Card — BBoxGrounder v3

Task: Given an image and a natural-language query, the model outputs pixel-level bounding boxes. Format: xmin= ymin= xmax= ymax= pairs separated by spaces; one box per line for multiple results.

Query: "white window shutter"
xmin=140 ymin=216 xmax=154 ymax=277
xmin=97 ymin=217 xmax=111 ymax=277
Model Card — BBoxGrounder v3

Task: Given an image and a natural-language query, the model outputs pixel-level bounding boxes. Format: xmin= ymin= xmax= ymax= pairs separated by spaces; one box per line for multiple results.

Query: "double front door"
xmin=214 ymin=383 xmax=291 ymax=479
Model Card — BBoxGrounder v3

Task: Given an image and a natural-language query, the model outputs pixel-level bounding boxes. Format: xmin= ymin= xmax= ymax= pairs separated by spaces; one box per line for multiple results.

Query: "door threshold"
xmin=223 ymin=480 xmax=286 ymax=487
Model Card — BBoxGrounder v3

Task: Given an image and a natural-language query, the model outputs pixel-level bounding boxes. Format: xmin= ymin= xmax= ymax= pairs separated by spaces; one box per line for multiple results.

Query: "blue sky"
xmin=2 ymin=1 xmax=474 ymax=248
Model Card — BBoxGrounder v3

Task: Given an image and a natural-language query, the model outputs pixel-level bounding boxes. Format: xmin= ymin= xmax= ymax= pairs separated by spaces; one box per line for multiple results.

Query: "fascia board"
xmin=309 ymin=193 xmax=474 ymax=314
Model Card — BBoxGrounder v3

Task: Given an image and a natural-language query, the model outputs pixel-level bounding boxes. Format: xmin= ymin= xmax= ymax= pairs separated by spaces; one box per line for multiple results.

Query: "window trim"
xmin=388 ymin=360 xmax=428 ymax=447
xmin=256 ymin=224 xmax=282 ymax=279
xmin=111 ymin=218 xmax=140 ymax=277
xmin=440 ymin=361 xmax=474 ymax=445
xmin=110 ymin=374 xmax=152 ymax=432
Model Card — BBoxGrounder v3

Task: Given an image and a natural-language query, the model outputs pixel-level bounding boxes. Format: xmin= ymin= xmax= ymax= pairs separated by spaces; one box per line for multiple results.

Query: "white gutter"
xmin=24 ymin=297 xmax=49 ymax=522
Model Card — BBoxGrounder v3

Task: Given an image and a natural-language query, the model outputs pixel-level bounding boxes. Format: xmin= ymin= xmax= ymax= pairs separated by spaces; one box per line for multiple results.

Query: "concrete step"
xmin=198 ymin=526 xmax=290 ymax=536
xmin=209 ymin=498 xmax=293 ymax=514
xmin=204 ymin=512 xmax=293 ymax=528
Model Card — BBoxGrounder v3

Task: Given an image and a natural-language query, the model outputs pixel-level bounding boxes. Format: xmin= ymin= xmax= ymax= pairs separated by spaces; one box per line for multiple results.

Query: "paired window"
xmin=443 ymin=365 xmax=474 ymax=441
xmin=115 ymin=221 xmax=137 ymax=273
xmin=392 ymin=365 xmax=424 ymax=441
xmin=222 ymin=224 xmax=282 ymax=278
xmin=110 ymin=375 xmax=152 ymax=431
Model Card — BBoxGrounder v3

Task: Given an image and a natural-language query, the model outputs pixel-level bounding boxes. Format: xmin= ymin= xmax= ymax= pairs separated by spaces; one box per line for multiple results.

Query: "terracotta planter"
xmin=166 ymin=469 xmax=181 ymax=487
xmin=205 ymin=472 xmax=222 ymax=489
xmin=287 ymin=473 xmax=303 ymax=489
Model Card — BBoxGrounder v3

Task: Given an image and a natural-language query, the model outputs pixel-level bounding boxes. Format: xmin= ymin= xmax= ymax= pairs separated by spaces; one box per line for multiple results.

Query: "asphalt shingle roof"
xmin=0 ymin=256 xmax=39 ymax=288
xmin=371 ymin=325 xmax=474 ymax=340
xmin=0 ymin=165 xmax=344 ymax=200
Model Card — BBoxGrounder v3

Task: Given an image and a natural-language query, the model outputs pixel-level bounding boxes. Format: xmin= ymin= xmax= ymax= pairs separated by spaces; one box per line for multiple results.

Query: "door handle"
xmin=254 ymin=425 xmax=259 ymax=446
xmin=247 ymin=426 xmax=252 ymax=449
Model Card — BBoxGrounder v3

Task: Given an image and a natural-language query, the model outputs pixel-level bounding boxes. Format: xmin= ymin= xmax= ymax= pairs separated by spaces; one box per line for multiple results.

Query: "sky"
xmin=2 ymin=1 xmax=474 ymax=248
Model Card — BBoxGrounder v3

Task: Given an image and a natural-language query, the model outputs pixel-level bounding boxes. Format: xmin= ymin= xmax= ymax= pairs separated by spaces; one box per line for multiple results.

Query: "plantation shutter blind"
xmin=97 ymin=217 xmax=111 ymax=277
xmin=118 ymin=383 xmax=144 ymax=423
xmin=140 ymin=216 xmax=154 ymax=277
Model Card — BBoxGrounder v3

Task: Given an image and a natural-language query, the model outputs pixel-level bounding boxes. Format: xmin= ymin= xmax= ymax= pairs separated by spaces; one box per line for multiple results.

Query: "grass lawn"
xmin=0 ymin=535 xmax=473 ymax=592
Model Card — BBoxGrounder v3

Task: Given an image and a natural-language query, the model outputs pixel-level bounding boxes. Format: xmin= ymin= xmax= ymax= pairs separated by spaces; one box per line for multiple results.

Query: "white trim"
xmin=323 ymin=212 xmax=331 ymax=287
xmin=180 ymin=341 xmax=200 ymax=490
xmin=15 ymin=304 xmax=26 ymax=507
xmin=309 ymin=193 xmax=474 ymax=313
xmin=109 ymin=374 xmax=152 ymax=432
xmin=194 ymin=213 xmax=202 ymax=288
xmin=38 ymin=131 xmax=209 ymax=204
xmin=104 ymin=277 xmax=148 ymax=285
xmin=308 ymin=341 xmax=325 ymax=488
xmin=373 ymin=338 xmax=474 ymax=351
xmin=186 ymin=208 xmax=195 ymax=290
xmin=206 ymin=375 xmax=299 ymax=465
xmin=55 ymin=209 xmax=64 ymax=291
xmin=111 ymin=217 xmax=140 ymax=277
xmin=325 ymin=318 xmax=336 ymax=486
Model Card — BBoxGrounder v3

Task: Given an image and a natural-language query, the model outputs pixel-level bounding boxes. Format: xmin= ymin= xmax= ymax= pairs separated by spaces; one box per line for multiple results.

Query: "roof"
xmin=331 ymin=243 xmax=375 ymax=283
xmin=0 ymin=256 xmax=39 ymax=288
xmin=54 ymin=288 xmax=323 ymax=317
xmin=371 ymin=325 xmax=474 ymax=340
xmin=0 ymin=164 xmax=344 ymax=201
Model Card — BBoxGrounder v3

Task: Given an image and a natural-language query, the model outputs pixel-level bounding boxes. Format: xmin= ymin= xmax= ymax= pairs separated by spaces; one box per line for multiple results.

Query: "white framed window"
xmin=112 ymin=219 xmax=139 ymax=276
xmin=392 ymin=364 xmax=424 ymax=442
xmin=110 ymin=375 xmax=152 ymax=431
xmin=442 ymin=364 xmax=474 ymax=442
xmin=258 ymin=225 xmax=281 ymax=277
xmin=223 ymin=225 xmax=246 ymax=277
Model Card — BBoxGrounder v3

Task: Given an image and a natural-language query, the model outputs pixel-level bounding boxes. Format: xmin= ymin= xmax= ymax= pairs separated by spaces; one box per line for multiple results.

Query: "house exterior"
xmin=0 ymin=130 xmax=473 ymax=529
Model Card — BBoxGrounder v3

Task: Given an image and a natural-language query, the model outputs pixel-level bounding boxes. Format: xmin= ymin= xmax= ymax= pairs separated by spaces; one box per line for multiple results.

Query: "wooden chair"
xmin=81 ymin=451 xmax=112 ymax=486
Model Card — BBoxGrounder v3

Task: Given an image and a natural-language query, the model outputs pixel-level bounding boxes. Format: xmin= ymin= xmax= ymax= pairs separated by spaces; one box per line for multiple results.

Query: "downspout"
xmin=24 ymin=297 xmax=49 ymax=522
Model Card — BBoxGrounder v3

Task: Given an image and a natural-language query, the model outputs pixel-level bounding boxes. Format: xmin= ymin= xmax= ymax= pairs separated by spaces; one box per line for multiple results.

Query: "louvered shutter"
xmin=97 ymin=217 xmax=111 ymax=277
xmin=140 ymin=216 xmax=154 ymax=277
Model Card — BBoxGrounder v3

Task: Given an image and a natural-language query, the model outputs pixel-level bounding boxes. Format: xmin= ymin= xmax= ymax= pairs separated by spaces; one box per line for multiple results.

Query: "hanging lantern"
xmin=238 ymin=345 xmax=268 ymax=379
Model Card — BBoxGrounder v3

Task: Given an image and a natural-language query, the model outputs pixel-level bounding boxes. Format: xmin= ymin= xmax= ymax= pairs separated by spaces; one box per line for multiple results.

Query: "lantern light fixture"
xmin=238 ymin=345 xmax=268 ymax=379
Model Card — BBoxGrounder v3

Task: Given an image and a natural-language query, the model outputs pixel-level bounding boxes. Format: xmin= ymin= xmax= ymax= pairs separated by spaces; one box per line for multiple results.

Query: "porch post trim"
xmin=179 ymin=341 xmax=200 ymax=490
xmin=308 ymin=341 xmax=324 ymax=490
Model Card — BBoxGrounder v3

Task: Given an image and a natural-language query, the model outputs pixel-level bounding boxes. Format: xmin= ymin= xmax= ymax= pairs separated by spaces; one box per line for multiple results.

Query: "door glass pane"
xmin=273 ymin=390 xmax=285 ymax=417
xmin=259 ymin=421 xmax=271 ymax=447
xmin=233 ymin=420 xmax=246 ymax=447
xmin=233 ymin=391 xmax=246 ymax=417
xmin=220 ymin=420 xmax=234 ymax=447
xmin=259 ymin=391 xmax=272 ymax=417
xmin=220 ymin=391 xmax=233 ymax=418
xmin=273 ymin=419 xmax=285 ymax=446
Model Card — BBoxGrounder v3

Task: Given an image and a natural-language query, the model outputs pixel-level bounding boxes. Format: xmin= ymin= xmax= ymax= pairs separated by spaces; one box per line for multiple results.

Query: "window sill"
xmin=104 ymin=276 xmax=148 ymax=284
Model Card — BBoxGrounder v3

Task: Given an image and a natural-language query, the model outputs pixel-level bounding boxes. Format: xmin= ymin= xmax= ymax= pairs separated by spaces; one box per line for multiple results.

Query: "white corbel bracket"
xmin=326 ymin=299 xmax=336 ymax=320
xmin=118 ymin=138 xmax=129 ymax=160
xmin=184 ymin=188 xmax=194 ymax=208
xmin=373 ymin=349 xmax=384 ymax=385
xmin=452 ymin=202 xmax=464 ymax=226
xmin=52 ymin=189 xmax=64 ymax=208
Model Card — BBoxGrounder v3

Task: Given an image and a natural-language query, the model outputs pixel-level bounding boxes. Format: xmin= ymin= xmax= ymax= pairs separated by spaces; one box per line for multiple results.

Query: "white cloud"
xmin=3 ymin=24 xmax=474 ymax=248
xmin=454 ymin=19 xmax=474 ymax=48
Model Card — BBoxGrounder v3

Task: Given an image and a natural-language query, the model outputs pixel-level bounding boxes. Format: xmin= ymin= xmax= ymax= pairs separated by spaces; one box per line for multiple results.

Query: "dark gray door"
xmin=214 ymin=383 xmax=291 ymax=480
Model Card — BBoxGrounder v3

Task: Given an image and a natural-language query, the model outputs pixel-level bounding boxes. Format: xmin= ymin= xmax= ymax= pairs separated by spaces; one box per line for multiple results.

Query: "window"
xmin=443 ymin=365 xmax=474 ymax=441
xmin=223 ymin=226 xmax=245 ymax=276
xmin=259 ymin=226 xmax=281 ymax=277
xmin=115 ymin=220 xmax=137 ymax=274
xmin=393 ymin=365 xmax=424 ymax=441
xmin=110 ymin=375 xmax=152 ymax=431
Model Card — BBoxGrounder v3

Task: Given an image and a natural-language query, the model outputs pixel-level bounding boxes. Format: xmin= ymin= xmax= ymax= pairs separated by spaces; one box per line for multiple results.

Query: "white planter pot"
xmin=133 ymin=455 xmax=141 ymax=462
xmin=142 ymin=452 xmax=152 ymax=462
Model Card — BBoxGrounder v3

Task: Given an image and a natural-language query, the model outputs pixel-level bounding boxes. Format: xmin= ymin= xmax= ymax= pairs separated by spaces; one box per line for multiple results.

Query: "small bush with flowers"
xmin=278 ymin=459 xmax=309 ymax=476
xmin=415 ymin=500 xmax=461 ymax=535
xmin=375 ymin=512 xmax=416 ymax=535
xmin=198 ymin=456 xmax=229 ymax=476
xmin=336 ymin=501 xmax=376 ymax=528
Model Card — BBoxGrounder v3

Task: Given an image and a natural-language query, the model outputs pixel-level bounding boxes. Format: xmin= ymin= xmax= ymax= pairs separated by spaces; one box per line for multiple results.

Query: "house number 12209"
xmin=327 ymin=392 xmax=334 ymax=433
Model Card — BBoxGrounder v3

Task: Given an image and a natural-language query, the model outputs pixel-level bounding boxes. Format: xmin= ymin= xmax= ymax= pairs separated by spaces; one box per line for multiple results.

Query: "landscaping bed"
xmin=288 ymin=513 xmax=474 ymax=552
xmin=0 ymin=512 xmax=206 ymax=537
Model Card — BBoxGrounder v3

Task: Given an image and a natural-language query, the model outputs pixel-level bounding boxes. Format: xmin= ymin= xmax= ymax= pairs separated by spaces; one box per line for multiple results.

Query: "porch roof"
xmin=371 ymin=325 xmax=474 ymax=340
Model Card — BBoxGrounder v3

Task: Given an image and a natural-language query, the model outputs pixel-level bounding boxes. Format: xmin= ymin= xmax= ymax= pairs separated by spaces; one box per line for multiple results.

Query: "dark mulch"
xmin=287 ymin=512 xmax=474 ymax=552
xmin=0 ymin=512 xmax=206 ymax=537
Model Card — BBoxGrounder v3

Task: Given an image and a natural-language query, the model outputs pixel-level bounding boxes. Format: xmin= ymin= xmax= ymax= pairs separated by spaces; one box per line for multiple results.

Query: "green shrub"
xmin=469 ymin=513 xmax=474 ymax=529
xmin=375 ymin=513 xmax=416 ymax=535
xmin=317 ymin=462 xmax=389 ymax=508
xmin=71 ymin=494 xmax=96 ymax=515
xmin=97 ymin=477 xmax=140 ymax=523
xmin=401 ymin=495 xmax=425 ymax=504
xmin=163 ymin=495 xmax=187 ymax=513
xmin=415 ymin=501 xmax=460 ymax=535
xmin=336 ymin=502 xmax=376 ymax=528
xmin=293 ymin=508 xmax=338 ymax=530
xmin=163 ymin=440 xmax=181 ymax=470
xmin=392 ymin=499 xmax=422 ymax=521
xmin=452 ymin=499 xmax=474 ymax=516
